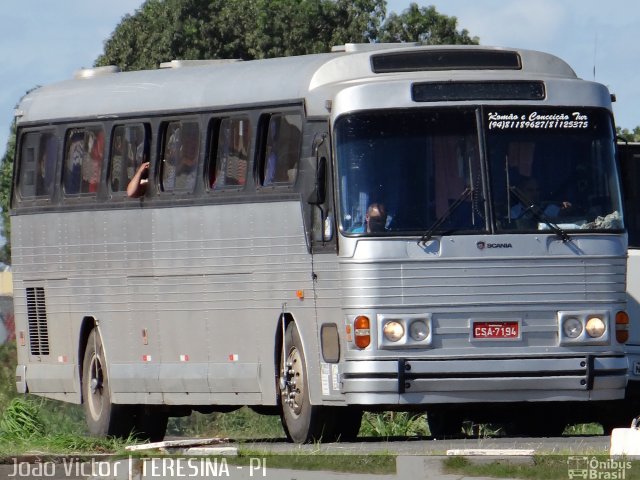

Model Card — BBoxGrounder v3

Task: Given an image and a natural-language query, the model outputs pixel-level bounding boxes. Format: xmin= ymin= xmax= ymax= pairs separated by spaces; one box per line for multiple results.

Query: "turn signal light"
xmin=354 ymin=315 xmax=371 ymax=349
xmin=615 ymin=311 xmax=629 ymax=343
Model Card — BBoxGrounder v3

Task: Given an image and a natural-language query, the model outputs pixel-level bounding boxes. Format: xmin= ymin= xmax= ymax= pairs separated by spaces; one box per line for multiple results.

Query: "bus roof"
xmin=16 ymin=44 xmax=581 ymax=124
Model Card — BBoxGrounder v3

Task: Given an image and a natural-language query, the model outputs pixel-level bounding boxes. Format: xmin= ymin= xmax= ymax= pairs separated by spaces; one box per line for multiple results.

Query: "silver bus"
xmin=11 ymin=44 xmax=630 ymax=442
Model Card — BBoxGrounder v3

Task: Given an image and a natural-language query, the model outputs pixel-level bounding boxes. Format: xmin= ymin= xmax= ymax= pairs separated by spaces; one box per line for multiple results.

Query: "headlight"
xmin=563 ymin=317 xmax=583 ymax=338
xmin=409 ymin=320 xmax=429 ymax=341
xmin=383 ymin=321 xmax=404 ymax=342
xmin=585 ymin=317 xmax=606 ymax=338
xmin=558 ymin=311 xmax=610 ymax=346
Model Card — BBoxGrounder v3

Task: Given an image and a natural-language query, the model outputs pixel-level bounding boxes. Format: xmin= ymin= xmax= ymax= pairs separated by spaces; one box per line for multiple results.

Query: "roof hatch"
xmin=371 ymin=49 xmax=522 ymax=73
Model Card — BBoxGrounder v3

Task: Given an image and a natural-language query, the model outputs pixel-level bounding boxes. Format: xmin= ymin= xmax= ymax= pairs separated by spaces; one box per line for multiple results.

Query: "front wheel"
xmin=279 ymin=322 xmax=333 ymax=443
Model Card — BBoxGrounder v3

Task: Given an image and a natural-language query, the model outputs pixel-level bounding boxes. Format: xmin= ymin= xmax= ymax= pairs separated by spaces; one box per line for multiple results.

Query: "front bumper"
xmin=341 ymin=355 xmax=628 ymax=404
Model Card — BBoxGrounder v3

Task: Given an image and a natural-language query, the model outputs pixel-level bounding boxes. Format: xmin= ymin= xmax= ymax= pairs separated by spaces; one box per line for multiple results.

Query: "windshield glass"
xmin=486 ymin=108 xmax=623 ymax=233
xmin=335 ymin=109 xmax=486 ymax=236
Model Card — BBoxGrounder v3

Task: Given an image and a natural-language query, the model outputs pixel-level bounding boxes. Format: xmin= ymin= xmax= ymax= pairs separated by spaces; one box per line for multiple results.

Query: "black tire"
xmin=279 ymin=322 xmax=333 ymax=443
xmin=134 ymin=406 xmax=168 ymax=442
xmin=331 ymin=407 xmax=363 ymax=442
xmin=504 ymin=417 xmax=566 ymax=437
xmin=427 ymin=409 xmax=464 ymax=439
xmin=82 ymin=330 xmax=135 ymax=437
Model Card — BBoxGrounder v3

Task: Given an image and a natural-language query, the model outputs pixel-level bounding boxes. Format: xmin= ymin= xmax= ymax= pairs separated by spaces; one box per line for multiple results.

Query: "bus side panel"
xmin=11 ymin=213 xmax=81 ymax=401
xmin=13 ymin=200 xmax=318 ymax=407
xmin=626 ymin=250 xmax=640 ymax=384
xmin=308 ymin=251 xmax=349 ymax=405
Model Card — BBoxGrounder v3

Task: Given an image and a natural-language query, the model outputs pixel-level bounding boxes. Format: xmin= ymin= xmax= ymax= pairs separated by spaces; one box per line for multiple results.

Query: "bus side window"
xmin=63 ymin=126 xmax=105 ymax=195
xmin=18 ymin=133 xmax=39 ymax=198
xmin=210 ymin=117 xmax=250 ymax=189
xmin=18 ymin=132 xmax=58 ymax=200
xmin=160 ymin=120 xmax=200 ymax=193
xmin=260 ymin=113 xmax=302 ymax=186
xmin=110 ymin=124 xmax=149 ymax=193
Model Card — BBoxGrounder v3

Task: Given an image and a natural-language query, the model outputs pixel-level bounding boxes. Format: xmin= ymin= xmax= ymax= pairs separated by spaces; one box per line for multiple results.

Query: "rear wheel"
xmin=331 ymin=407 xmax=363 ymax=441
xmin=503 ymin=408 xmax=566 ymax=437
xmin=134 ymin=406 xmax=168 ymax=442
xmin=427 ymin=408 xmax=464 ymax=439
xmin=83 ymin=330 xmax=169 ymax=441
xmin=279 ymin=322 xmax=333 ymax=443
xmin=82 ymin=330 xmax=135 ymax=437
xmin=504 ymin=419 xmax=566 ymax=437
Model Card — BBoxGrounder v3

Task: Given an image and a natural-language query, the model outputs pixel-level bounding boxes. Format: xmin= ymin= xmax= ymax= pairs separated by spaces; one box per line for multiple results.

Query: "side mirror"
xmin=307 ymin=156 xmax=326 ymax=205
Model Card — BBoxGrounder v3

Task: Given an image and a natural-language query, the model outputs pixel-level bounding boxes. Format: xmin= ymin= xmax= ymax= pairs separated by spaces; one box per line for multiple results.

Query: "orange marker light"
xmin=354 ymin=315 xmax=371 ymax=349
xmin=615 ymin=311 xmax=629 ymax=343
xmin=296 ymin=290 xmax=304 ymax=300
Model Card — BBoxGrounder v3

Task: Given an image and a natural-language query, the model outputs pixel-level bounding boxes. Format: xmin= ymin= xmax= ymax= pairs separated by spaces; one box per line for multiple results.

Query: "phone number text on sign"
xmin=487 ymin=111 xmax=589 ymax=130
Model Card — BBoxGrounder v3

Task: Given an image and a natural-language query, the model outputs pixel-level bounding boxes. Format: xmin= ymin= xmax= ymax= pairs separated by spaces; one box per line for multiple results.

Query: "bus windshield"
xmin=486 ymin=107 xmax=623 ymax=233
xmin=336 ymin=108 xmax=487 ymax=235
xmin=336 ymin=107 xmax=623 ymax=236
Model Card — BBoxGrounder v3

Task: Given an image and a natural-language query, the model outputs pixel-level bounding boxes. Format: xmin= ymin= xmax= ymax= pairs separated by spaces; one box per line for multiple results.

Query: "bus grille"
xmin=340 ymin=256 xmax=626 ymax=309
xmin=26 ymin=287 xmax=49 ymax=356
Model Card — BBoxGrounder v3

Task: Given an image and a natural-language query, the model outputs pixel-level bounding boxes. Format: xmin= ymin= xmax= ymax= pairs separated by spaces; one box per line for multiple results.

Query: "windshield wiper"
xmin=418 ymin=187 xmax=472 ymax=246
xmin=509 ymin=186 xmax=571 ymax=243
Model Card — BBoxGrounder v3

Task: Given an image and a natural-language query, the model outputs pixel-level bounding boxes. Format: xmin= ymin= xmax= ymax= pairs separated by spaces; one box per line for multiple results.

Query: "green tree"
xmin=617 ymin=125 xmax=640 ymax=142
xmin=379 ymin=3 xmax=478 ymax=44
xmin=95 ymin=0 xmax=362 ymax=69
xmin=0 ymin=120 xmax=16 ymax=265
xmin=96 ymin=0 xmax=476 ymax=70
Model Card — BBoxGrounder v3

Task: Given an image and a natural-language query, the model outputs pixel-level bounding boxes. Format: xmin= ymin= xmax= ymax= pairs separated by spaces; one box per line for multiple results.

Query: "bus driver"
xmin=352 ymin=203 xmax=387 ymax=233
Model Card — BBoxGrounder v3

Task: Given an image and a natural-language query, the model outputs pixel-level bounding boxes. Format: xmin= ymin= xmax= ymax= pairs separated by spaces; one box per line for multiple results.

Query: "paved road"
xmin=230 ymin=434 xmax=610 ymax=455
xmin=0 ymin=455 xmax=530 ymax=480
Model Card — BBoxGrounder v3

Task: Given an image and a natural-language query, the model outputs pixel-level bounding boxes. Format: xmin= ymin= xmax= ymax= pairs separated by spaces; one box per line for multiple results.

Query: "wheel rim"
xmin=283 ymin=346 xmax=304 ymax=416
xmin=87 ymin=353 xmax=105 ymax=421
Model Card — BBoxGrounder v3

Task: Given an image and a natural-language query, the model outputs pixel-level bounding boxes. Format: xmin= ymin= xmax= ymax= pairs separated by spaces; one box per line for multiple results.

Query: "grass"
xmin=228 ymin=451 xmax=396 ymax=474
xmin=360 ymin=412 xmax=430 ymax=438
xmin=0 ymin=342 xmax=129 ymax=457
xmin=168 ymin=407 xmax=283 ymax=440
xmin=0 ymin=342 xmax=17 ymax=413
xmin=444 ymin=455 xmax=640 ymax=480
xmin=565 ymin=423 xmax=603 ymax=435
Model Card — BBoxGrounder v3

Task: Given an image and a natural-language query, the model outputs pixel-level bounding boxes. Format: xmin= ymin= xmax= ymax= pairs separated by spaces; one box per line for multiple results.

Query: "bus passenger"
xmin=127 ymin=161 xmax=149 ymax=198
xmin=175 ymin=123 xmax=199 ymax=191
xmin=352 ymin=203 xmax=387 ymax=233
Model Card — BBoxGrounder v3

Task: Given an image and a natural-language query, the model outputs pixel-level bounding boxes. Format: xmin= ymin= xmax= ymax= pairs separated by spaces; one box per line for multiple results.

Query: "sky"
xmin=1 ymin=0 xmax=639 ymax=159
